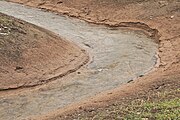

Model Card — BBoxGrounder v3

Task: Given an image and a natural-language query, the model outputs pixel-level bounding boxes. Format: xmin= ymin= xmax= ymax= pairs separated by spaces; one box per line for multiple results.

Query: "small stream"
xmin=0 ymin=1 xmax=158 ymax=120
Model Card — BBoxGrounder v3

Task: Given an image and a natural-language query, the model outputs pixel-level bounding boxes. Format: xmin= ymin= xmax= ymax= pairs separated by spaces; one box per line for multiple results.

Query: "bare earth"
xmin=0 ymin=13 xmax=88 ymax=90
xmin=3 ymin=0 xmax=180 ymax=119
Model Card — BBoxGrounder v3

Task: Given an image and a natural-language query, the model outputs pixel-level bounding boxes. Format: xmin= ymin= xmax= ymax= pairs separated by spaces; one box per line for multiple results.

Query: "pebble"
xmin=170 ymin=15 xmax=174 ymax=19
xmin=158 ymin=1 xmax=168 ymax=7
xmin=0 ymin=32 xmax=8 ymax=35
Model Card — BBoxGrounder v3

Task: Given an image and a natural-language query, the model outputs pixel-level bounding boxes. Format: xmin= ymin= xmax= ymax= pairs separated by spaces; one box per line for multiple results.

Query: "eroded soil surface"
xmin=0 ymin=13 xmax=88 ymax=90
xmin=0 ymin=0 xmax=180 ymax=119
xmin=0 ymin=1 xmax=160 ymax=120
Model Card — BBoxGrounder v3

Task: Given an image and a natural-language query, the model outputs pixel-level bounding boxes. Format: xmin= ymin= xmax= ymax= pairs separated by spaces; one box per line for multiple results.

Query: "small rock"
xmin=170 ymin=15 xmax=174 ymax=19
xmin=98 ymin=69 xmax=103 ymax=72
xmin=127 ymin=79 xmax=133 ymax=83
xmin=57 ymin=1 xmax=63 ymax=4
xmin=149 ymin=16 xmax=153 ymax=20
xmin=15 ymin=66 xmax=23 ymax=71
xmin=137 ymin=112 xmax=141 ymax=115
xmin=79 ymin=106 xmax=82 ymax=110
xmin=85 ymin=108 xmax=95 ymax=112
xmin=158 ymin=1 xmax=168 ymax=7
xmin=139 ymin=74 xmax=144 ymax=77
xmin=3 ymin=26 xmax=8 ymax=29
xmin=0 ymin=32 xmax=8 ymax=35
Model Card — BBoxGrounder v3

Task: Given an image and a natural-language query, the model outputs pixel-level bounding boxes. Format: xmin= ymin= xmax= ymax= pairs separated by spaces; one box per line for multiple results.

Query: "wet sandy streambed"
xmin=0 ymin=1 xmax=158 ymax=120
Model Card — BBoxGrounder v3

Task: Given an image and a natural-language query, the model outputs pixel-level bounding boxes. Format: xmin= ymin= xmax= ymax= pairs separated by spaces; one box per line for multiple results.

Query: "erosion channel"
xmin=0 ymin=1 xmax=158 ymax=120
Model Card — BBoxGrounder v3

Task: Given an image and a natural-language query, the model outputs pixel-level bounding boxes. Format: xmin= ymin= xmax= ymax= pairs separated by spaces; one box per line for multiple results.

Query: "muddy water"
xmin=0 ymin=1 xmax=158 ymax=120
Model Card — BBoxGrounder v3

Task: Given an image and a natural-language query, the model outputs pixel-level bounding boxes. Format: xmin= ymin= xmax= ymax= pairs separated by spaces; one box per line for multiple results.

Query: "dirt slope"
xmin=0 ymin=13 xmax=88 ymax=90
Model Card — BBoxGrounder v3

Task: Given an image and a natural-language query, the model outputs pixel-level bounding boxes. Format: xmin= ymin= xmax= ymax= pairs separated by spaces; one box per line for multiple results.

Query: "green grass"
xmin=75 ymin=89 xmax=180 ymax=120
xmin=115 ymin=89 xmax=179 ymax=120
xmin=123 ymin=98 xmax=180 ymax=120
xmin=120 ymin=89 xmax=180 ymax=119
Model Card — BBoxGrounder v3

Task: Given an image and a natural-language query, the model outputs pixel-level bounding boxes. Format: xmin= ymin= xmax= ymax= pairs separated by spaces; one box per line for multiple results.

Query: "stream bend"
xmin=0 ymin=1 xmax=158 ymax=120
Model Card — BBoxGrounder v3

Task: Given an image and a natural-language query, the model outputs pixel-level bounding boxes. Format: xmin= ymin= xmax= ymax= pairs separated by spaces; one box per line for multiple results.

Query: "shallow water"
xmin=0 ymin=1 xmax=158 ymax=120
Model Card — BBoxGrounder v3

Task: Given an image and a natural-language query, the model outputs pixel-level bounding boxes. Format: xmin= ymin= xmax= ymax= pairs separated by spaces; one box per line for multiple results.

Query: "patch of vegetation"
xmin=65 ymin=83 xmax=180 ymax=120
xmin=0 ymin=13 xmax=27 ymax=61
xmin=0 ymin=15 xmax=13 ymax=35
xmin=123 ymin=93 xmax=180 ymax=120
xmin=0 ymin=15 xmax=13 ymax=25
xmin=0 ymin=13 xmax=25 ymax=35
